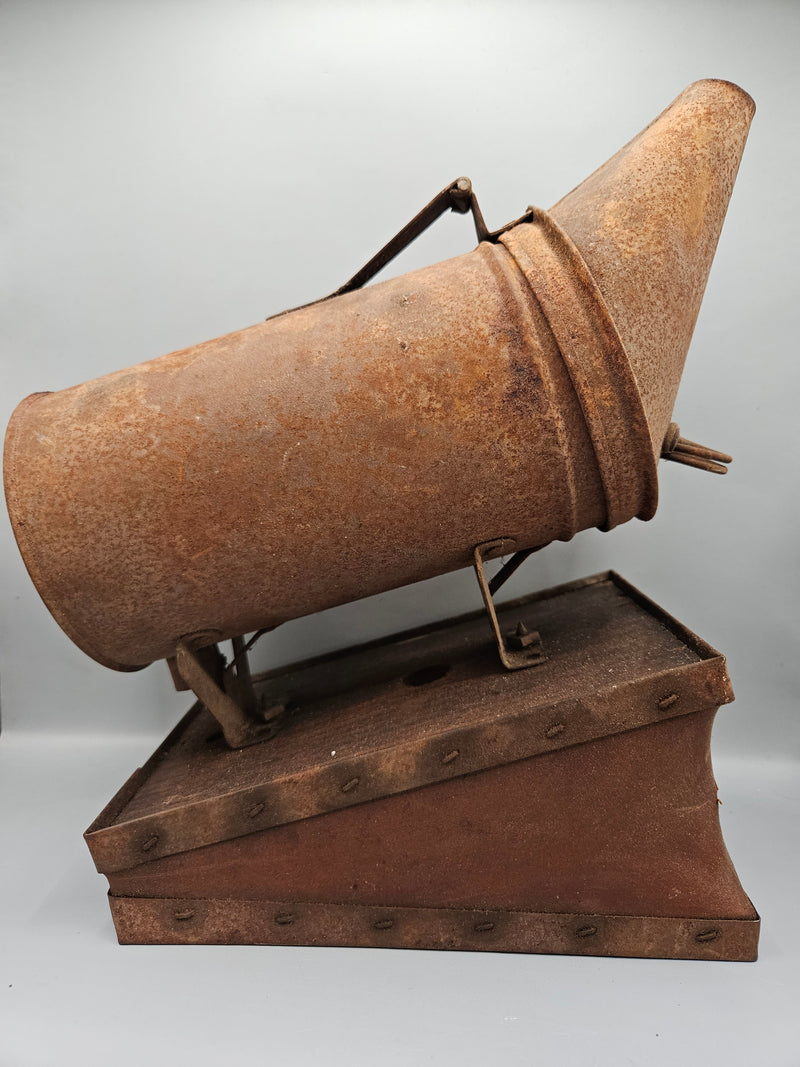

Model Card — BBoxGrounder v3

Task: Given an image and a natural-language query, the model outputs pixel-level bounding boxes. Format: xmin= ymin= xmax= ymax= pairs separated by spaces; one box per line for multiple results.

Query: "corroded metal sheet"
xmin=85 ymin=572 xmax=758 ymax=959
xmin=550 ymin=79 xmax=755 ymax=454
xmin=84 ymin=573 xmax=733 ymax=872
xmin=105 ymin=709 xmax=751 ymax=919
xmin=4 ymin=80 xmax=753 ymax=674
xmin=4 ymin=235 xmax=615 ymax=670
xmin=108 ymin=897 xmax=760 ymax=961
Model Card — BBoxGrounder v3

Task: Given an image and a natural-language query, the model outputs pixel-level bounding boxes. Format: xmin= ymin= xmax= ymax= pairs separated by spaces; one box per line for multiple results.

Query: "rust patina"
xmin=3 ymin=79 xmax=760 ymax=960
xmin=4 ymin=80 xmax=754 ymax=678
xmin=85 ymin=573 xmax=760 ymax=959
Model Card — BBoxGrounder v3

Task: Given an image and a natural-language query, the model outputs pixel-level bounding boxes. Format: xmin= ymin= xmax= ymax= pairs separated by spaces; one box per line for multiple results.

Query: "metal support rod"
xmin=270 ymin=177 xmax=534 ymax=320
xmin=175 ymin=641 xmax=281 ymax=749
xmin=228 ymin=635 xmax=258 ymax=716
xmin=488 ymin=546 xmax=542 ymax=597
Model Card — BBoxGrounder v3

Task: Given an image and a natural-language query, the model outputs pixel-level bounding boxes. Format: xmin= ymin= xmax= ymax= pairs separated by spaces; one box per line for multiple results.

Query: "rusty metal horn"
xmin=3 ymin=79 xmax=754 ymax=742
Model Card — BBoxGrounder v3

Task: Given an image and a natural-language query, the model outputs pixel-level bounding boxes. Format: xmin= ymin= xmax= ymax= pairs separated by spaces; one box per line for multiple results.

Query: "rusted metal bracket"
xmin=331 ymin=177 xmax=534 ymax=297
xmin=174 ymin=640 xmax=284 ymax=749
xmin=271 ymin=177 xmax=533 ymax=319
xmin=661 ymin=422 xmax=732 ymax=474
xmin=473 ymin=540 xmax=545 ymax=670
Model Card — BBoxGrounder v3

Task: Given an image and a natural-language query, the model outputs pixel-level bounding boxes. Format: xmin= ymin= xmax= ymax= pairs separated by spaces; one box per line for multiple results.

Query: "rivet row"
xmin=164 ymin=907 xmax=726 ymax=951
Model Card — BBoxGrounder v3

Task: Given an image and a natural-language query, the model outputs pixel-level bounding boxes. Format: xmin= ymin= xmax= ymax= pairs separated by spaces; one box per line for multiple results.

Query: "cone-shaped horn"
xmin=548 ymin=79 xmax=755 ymax=455
xmin=3 ymin=81 xmax=754 ymax=676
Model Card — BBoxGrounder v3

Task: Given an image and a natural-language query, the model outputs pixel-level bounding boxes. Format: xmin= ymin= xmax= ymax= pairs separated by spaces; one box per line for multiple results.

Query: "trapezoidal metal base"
xmin=86 ymin=572 xmax=759 ymax=960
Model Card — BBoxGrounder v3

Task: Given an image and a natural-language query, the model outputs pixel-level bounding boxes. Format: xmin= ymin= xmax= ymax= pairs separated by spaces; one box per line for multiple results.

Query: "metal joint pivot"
xmin=270 ymin=177 xmax=534 ymax=319
xmin=173 ymin=633 xmax=284 ymax=749
xmin=473 ymin=540 xmax=545 ymax=671
xmin=330 ymin=176 xmax=535 ymax=297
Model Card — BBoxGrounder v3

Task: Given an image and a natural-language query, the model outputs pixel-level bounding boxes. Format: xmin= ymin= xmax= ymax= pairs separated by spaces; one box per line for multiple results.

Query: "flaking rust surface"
xmin=85 ymin=572 xmax=757 ymax=959
xmin=4 ymin=80 xmax=753 ymax=676
xmin=550 ymin=79 xmax=754 ymax=451
xmin=111 ymin=578 xmax=707 ymax=824
xmin=107 ymin=710 xmax=754 ymax=922
xmin=4 ymin=242 xmax=607 ymax=668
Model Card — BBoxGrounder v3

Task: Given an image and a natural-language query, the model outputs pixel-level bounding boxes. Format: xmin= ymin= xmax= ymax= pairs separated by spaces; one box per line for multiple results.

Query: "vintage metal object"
xmin=3 ymin=79 xmax=753 ymax=746
xmin=5 ymin=80 xmax=759 ymax=959
xmin=85 ymin=574 xmax=759 ymax=959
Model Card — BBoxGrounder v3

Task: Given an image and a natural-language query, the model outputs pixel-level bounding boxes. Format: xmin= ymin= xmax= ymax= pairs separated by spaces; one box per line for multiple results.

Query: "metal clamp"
xmin=473 ymin=540 xmax=545 ymax=671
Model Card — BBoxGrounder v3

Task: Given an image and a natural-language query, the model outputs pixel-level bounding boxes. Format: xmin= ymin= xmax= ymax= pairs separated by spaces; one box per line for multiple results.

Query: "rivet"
xmin=695 ymin=928 xmax=720 ymax=944
xmin=474 ymin=921 xmax=495 ymax=933
xmin=373 ymin=918 xmax=394 ymax=930
xmin=341 ymin=777 xmax=360 ymax=794
xmin=575 ymin=925 xmax=598 ymax=939
xmin=442 ymin=749 xmax=460 ymax=765
xmin=173 ymin=909 xmax=195 ymax=922
xmin=545 ymin=722 xmax=566 ymax=739
xmin=274 ymin=912 xmax=296 ymax=926
xmin=247 ymin=802 xmax=266 ymax=819
xmin=658 ymin=693 xmax=679 ymax=712
xmin=141 ymin=834 xmax=159 ymax=853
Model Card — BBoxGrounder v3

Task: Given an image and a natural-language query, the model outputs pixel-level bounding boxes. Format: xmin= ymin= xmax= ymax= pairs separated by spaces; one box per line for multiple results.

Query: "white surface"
xmin=1 ymin=3 xmax=798 ymax=1064
xmin=0 ymin=735 xmax=796 ymax=1067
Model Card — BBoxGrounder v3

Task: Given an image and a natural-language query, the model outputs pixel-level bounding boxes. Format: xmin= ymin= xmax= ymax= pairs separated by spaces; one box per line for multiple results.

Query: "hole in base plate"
xmin=403 ymin=663 xmax=451 ymax=687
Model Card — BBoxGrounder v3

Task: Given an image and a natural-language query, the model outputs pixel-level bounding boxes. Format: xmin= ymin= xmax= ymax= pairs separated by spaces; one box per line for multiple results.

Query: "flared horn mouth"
xmin=548 ymin=79 xmax=755 ymax=457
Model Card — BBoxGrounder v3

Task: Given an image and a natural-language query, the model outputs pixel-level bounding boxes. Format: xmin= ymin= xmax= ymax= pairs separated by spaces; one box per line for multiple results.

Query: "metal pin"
xmin=173 ymin=909 xmax=195 ymax=921
xmin=247 ymin=802 xmax=266 ymax=819
xmin=373 ymin=918 xmax=394 ymax=930
xmin=474 ymin=921 xmax=495 ymax=933
xmin=661 ymin=424 xmax=731 ymax=474
xmin=442 ymin=749 xmax=460 ymax=765
xmin=274 ymin=912 xmax=296 ymax=926
xmin=545 ymin=722 xmax=566 ymax=739
xmin=341 ymin=777 xmax=360 ymax=794
xmin=663 ymin=450 xmax=729 ymax=475
xmin=658 ymin=693 xmax=679 ymax=712
xmin=673 ymin=438 xmax=732 ymax=464
xmin=141 ymin=834 xmax=159 ymax=853
xmin=575 ymin=925 xmax=598 ymax=938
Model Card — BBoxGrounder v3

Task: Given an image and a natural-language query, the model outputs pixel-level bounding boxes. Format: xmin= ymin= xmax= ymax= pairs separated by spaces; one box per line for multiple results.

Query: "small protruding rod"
xmin=661 ymin=422 xmax=732 ymax=474
xmin=671 ymin=437 xmax=733 ymax=464
xmin=488 ymin=545 xmax=541 ymax=596
xmin=230 ymin=634 xmax=258 ymax=715
xmin=663 ymin=450 xmax=730 ymax=475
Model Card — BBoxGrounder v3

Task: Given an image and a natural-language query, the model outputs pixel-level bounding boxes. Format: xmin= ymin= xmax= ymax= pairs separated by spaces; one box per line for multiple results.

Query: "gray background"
xmin=1 ymin=2 xmax=797 ymax=1065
